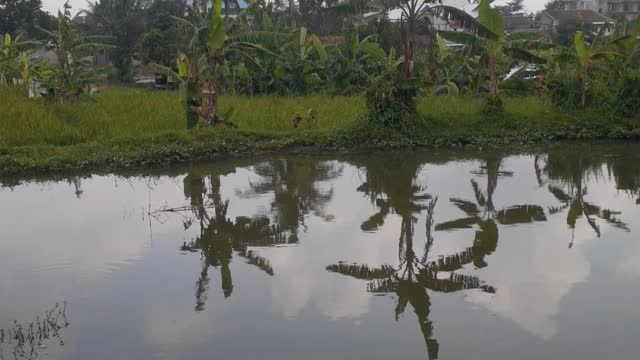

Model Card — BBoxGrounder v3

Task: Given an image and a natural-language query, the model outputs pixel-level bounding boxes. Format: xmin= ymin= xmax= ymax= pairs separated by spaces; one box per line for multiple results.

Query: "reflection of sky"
xmin=1 ymin=151 xmax=640 ymax=359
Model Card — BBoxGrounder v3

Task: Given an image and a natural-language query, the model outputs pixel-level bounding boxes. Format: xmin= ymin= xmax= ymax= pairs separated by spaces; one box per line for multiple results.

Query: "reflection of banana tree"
xmin=157 ymin=170 xmax=287 ymax=311
xmin=539 ymin=152 xmax=630 ymax=247
xmin=327 ymin=199 xmax=493 ymax=360
xmin=326 ymin=154 xmax=493 ymax=359
xmin=241 ymin=158 xmax=342 ymax=242
xmin=436 ymin=155 xmax=546 ymax=268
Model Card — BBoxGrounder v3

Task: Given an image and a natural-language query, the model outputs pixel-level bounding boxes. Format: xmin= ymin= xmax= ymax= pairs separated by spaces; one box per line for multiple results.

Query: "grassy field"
xmin=1 ymin=85 xmax=639 ymax=176
xmin=0 ymin=86 xmax=364 ymax=147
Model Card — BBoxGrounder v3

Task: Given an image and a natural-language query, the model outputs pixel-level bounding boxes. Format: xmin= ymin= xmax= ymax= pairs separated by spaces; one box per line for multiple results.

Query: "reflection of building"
xmin=562 ymin=0 xmax=640 ymax=20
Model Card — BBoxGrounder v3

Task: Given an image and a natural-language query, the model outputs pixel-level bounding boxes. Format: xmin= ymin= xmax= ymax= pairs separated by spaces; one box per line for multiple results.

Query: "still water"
xmin=1 ymin=144 xmax=640 ymax=360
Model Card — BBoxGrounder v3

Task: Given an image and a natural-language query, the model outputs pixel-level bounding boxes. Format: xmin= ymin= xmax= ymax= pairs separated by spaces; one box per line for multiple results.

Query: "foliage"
xmin=37 ymin=2 xmax=113 ymax=102
xmin=0 ymin=0 xmax=55 ymax=38
xmin=547 ymin=24 xmax=639 ymax=109
xmin=435 ymin=0 xmax=550 ymax=114
xmin=363 ymin=42 xmax=420 ymax=130
xmin=84 ymin=0 xmax=149 ymax=82
xmin=137 ymin=0 xmax=186 ymax=67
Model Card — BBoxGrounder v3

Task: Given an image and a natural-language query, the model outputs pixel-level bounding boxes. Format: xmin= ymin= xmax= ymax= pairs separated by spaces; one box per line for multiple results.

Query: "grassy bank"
xmin=1 ymin=86 xmax=639 ymax=176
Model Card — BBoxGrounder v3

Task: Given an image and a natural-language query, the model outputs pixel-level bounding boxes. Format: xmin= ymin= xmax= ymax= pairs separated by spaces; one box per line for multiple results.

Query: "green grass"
xmin=1 ymin=85 xmax=639 ymax=176
xmin=0 ymin=86 xmax=364 ymax=147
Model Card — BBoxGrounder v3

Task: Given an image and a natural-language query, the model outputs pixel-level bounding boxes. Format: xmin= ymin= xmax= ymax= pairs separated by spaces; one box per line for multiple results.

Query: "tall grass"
xmin=0 ymin=86 xmax=365 ymax=147
xmin=1 ymin=86 xmax=616 ymax=149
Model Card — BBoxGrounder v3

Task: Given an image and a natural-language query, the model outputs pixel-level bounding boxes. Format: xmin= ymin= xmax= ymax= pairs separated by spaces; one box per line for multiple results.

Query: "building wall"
xmin=564 ymin=0 xmax=640 ymax=19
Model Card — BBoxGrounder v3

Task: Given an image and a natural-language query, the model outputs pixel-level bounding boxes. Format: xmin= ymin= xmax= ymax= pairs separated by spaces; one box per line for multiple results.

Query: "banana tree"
xmin=434 ymin=0 xmax=550 ymax=113
xmin=36 ymin=2 xmax=113 ymax=103
xmin=0 ymin=33 xmax=41 ymax=95
xmin=325 ymin=29 xmax=378 ymax=94
xmin=567 ymin=29 xmax=630 ymax=107
xmin=0 ymin=34 xmax=20 ymax=85
xmin=170 ymin=0 xmax=287 ymax=127
xmin=270 ymin=27 xmax=327 ymax=94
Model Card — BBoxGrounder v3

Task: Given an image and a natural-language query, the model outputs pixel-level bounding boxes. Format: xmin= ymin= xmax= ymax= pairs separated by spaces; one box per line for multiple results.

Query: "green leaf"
xmin=504 ymin=47 xmax=547 ymax=64
xmin=438 ymin=31 xmax=484 ymax=48
xmin=177 ymin=52 xmax=190 ymax=77
xmin=209 ymin=22 xmax=226 ymax=50
xmin=299 ymin=27 xmax=307 ymax=59
xmin=309 ymin=34 xmax=327 ymax=63
xmin=574 ymin=31 xmax=588 ymax=63
xmin=431 ymin=5 xmax=499 ymax=40
xmin=360 ymin=41 xmax=387 ymax=63
xmin=477 ymin=0 xmax=504 ymax=38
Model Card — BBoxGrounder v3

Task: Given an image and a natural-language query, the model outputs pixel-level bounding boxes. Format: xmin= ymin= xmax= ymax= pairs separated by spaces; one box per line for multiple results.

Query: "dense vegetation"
xmin=1 ymin=0 xmax=639 ymax=175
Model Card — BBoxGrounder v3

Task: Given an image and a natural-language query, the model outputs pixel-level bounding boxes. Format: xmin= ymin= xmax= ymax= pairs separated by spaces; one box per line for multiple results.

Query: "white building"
xmin=563 ymin=0 xmax=640 ymax=20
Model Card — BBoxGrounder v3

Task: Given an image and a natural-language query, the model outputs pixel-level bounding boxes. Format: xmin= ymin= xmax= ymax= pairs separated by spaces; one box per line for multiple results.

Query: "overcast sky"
xmin=41 ymin=0 xmax=550 ymax=17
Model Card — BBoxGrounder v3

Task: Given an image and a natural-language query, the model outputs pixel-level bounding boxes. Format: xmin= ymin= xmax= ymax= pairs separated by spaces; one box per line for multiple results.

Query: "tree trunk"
xmin=224 ymin=0 xmax=230 ymax=23
xmin=485 ymin=54 xmax=503 ymax=114
xmin=488 ymin=55 xmax=499 ymax=99
xmin=289 ymin=0 xmax=296 ymax=28
xmin=56 ymin=49 xmax=66 ymax=103
xmin=580 ymin=66 xmax=588 ymax=107
xmin=401 ymin=18 xmax=415 ymax=79
xmin=204 ymin=52 xmax=219 ymax=127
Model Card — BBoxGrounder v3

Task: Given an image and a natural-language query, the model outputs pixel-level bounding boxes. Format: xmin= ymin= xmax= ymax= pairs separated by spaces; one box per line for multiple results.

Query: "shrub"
xmin=614 ymin=71 xmax=640 ymax=117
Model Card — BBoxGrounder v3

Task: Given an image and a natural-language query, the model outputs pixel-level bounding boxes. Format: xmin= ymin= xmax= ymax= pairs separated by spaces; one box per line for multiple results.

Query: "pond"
xmin=1 ymin=143 xmax=639 ymax=360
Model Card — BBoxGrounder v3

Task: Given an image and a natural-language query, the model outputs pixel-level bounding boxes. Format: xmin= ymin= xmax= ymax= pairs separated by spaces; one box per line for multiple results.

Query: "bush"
xmin=547 ymin=72 xmax=582 ymax=109
xmin=614 ymin=71 xmax=640 ymax=117
xmin=365 ymin=78 xmax=417 ymax=131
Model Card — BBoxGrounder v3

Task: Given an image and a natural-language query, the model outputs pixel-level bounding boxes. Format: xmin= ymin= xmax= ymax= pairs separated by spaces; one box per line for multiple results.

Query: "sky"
xmin=41 ymin=0 xmax=551 ymax=16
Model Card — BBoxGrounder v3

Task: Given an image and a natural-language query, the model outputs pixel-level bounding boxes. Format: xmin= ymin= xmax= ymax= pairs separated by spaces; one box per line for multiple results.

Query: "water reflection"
xmin=241 ymin=159 xmax=343 ymax=241
xmin=2 ymin=144 xmax=640 ymax=360
xmin=539 ymin=148 xmax=631 ymax=246
xmin=327 ymin=154 xmax=495 ymax=359
xmin=0 ymin=303 xmax=69 ymax=360
xmin=436 ymin=154 xmax=546 ymax=269
xmin=156 ymin=159 xmax=341 ymax=311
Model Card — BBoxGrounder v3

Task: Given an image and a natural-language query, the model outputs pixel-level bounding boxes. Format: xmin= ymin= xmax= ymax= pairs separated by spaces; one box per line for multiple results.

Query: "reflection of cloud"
xmin=143 ymin=302 xmax=218 ymax=359
xmin=256 ymin=168 xmax=403 ymax=320
xmin=0 ymin=176 xmax=185 ymax=322
xmin=466 ymin=220 xmax=593 ymax=339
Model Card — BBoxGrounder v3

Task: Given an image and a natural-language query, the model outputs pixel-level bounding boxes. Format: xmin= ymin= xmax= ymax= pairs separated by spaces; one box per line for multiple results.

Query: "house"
xmin=185 ymin=0 xmax=249 ymax=17
xmin=540 ymin=9 xmax=612 ymax=35
xmin=561 ymin=0 xmax=640 ymax=21
xmin=504 ymin=16 xmax=551 ymax=41
xmin=362 ymin=0 xmax=479 ymax=32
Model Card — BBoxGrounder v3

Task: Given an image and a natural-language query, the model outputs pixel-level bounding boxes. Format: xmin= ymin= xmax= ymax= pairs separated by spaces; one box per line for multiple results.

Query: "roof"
xmin=366 ymin=0 xmax=479 ymax=22
xmin=504 ymin=16 xmax=535 ymax=30
xmin=543 ymin=10 xmax=611 ymax=24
